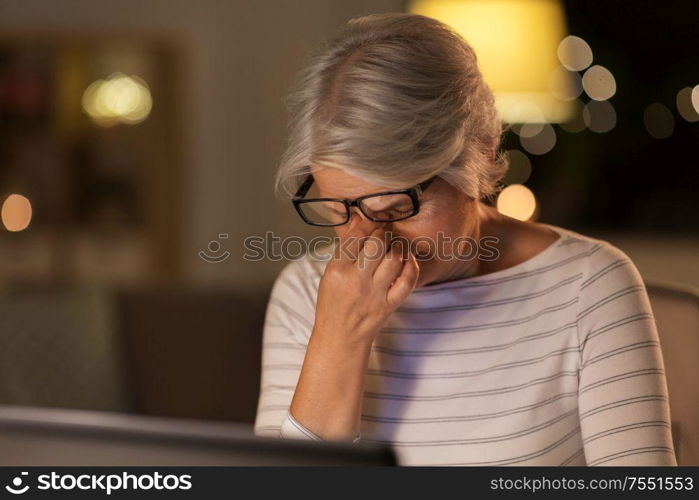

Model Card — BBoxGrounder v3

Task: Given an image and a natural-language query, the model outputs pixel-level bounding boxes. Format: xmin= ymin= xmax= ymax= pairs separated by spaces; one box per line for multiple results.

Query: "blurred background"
xmin=0 ymin=0 xmax=697 ymax=461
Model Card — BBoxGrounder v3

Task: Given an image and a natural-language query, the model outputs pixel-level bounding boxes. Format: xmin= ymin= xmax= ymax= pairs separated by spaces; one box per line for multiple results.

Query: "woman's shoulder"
xmin=545 ymin=224 xmax=635 ymax=263
xmin=473 ymin=214 xmax=632 ymax=284
xmin=542 ymin=224 xmax=644 ymax=291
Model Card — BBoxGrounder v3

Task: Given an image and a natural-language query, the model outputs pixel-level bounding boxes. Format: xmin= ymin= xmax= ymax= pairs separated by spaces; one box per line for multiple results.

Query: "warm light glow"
xmin=497 ymin=184 xmax=537 ymax=221
xmin=82 ymin=73 xmax=152 ymax=126
xmin=514 ymin=121 xmax=544 ymax=138
xmin=582 ymin=100 xmax=616 ymax=133
xmin=548 ymin=66 xmax=583 ymax=101
xmin=582 ymin=65 xmax=616 ymax=101
xmin=508 ymin=104 xmax=545 ymax=136
xmin=557 ymin=35 xmax=593 ymax=71
xmin=408 ymin=0 xmax=575 ymax=123
xmin=1 ymin=194 xmax=32 ymax=232
xmin=519 ymin=123 xmax=556 ymax=155
xmin=676 ymin=87 xmax=699 ymax=122
xmin=558 ymin=99 xmax=586 ymax=132
xmin=692 ymin=85 xmax=699 ymax=113
xmin=644 ymin=103 xmax=674 ymax=139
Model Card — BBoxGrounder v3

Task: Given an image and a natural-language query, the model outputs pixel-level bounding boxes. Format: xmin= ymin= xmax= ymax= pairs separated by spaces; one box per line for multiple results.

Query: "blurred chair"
xmin=0 ymin=284 xmax=270 ymax=424
xmin=0 ymin=286 xmax=130 ymax=412
xmin=115 ymin=286 xmax=269 ymax=423
xmin=646 ymin=281 xmax=699 ymax=466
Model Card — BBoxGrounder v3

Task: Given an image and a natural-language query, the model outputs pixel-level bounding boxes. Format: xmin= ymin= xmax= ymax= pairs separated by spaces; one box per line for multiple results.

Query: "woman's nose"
xmin=349 ymin=209 xmax=391 ymax=234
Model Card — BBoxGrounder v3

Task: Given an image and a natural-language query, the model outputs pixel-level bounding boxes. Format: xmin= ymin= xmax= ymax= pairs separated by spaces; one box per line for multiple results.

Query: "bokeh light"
xmin=643 ymin=102 xmax=675 ymax=139
xmin=582 ymin=100 xmax=616 ymax=133
xmin=1 ymin=194 xmax=32 ymax=232
xmin=502 ymin=149 xmax=532 ymax=185
xmin=519 ymin=123 xmax=556 ymax=155
xmin=548 ymin=66 xmax=583 ymax=101
xmin=82 ymin=73 xmax=153 ymax=126
xmin=558 ymin=99 xmax=586 ymax=132
xmin=582 ymin=65 xmax=616 ymax=101
xmin=497 ymin=184 xmax=537 ymax=221
xmin=514 ymin=122 xmax=544 ymax=138
xmin=557 ymin=35 xmax=593 ymax=71
xmin=549 ymin=66 xmax=583 ymax=101
xmin=676 ymin=86 xmax=699 ymax=122
xmin=508 ymin=103 xmax=546 ymax=135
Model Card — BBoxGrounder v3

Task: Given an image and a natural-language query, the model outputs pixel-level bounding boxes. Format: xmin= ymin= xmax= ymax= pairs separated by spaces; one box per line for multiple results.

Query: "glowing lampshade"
xmin=408 ymin=0 xmax=575 ymax=123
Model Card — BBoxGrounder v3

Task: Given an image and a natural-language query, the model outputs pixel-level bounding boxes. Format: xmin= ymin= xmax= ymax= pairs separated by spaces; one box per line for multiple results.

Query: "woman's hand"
xmin=313 ymin=214 xmax=420 ymax=346
xmin=288 ymin=213 xmax=419 ymax=441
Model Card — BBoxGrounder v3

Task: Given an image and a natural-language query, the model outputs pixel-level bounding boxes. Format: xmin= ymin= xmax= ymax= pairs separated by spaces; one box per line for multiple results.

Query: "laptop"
xmin=0 ymin=405 xmax=396 ymax=466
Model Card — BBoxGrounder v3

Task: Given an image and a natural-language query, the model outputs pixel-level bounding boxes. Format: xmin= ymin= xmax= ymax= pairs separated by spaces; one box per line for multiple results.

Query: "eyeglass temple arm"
xmin=417 ymin=176 xmax=436 ymax=193
xmin=293 ymin=174 xmax=314 ymax=199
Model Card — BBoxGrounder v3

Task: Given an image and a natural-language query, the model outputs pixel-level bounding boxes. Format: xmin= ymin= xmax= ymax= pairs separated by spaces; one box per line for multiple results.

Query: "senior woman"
xmin=253 ymin=13 xmax=676 ymax=466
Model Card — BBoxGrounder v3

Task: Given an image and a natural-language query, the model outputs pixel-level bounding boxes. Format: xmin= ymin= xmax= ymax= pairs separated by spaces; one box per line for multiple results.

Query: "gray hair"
xmin=274 ymin=12 xmax=509 ymax=200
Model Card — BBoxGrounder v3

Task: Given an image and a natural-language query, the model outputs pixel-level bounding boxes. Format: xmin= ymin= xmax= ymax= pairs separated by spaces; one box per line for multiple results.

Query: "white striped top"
xmin=253 ymin=224 xmax=677 ymax=466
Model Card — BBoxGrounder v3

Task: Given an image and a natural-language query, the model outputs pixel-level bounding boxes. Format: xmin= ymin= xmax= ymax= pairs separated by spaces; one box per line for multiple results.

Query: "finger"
xmin=334 ymin=213 xmax=362 ymax=263
xmin=356 ymin=227 xmax=391 ymax=274
xmin=386 ymin=251 xmax=420 ymax=307
xmin=372 ymin=241 xmax=406 ymax=289
xmin=337 ymin=213 xmax=384 ymax=264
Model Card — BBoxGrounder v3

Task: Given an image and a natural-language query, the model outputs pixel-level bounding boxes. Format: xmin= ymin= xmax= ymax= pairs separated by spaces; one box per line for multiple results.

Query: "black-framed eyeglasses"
xmin=292 ymin=172 xmax=436 ymax=226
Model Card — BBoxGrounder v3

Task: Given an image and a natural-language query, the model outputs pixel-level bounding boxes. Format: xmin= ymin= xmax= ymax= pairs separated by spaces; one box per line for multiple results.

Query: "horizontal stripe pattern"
xmin=254 ymin=224 xmax=677 ymax=466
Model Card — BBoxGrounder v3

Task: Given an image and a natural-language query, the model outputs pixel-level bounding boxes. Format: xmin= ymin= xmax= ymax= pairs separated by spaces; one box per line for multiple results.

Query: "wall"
xmin=0 ymin=0 xmax=405 ymax=290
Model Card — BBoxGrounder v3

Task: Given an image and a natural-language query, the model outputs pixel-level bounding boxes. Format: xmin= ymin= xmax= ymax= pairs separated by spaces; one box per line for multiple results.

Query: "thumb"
xmin=386 ymin=251 xmax=419 ymax=308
